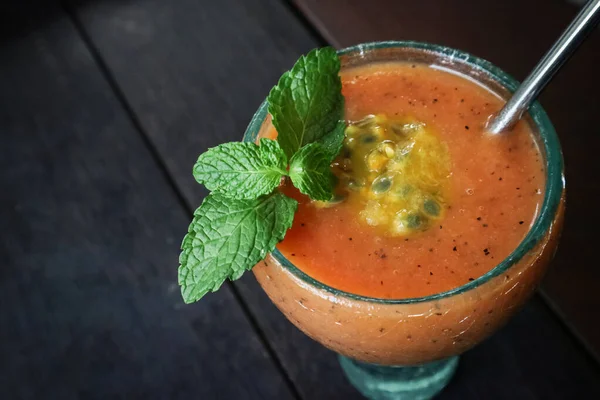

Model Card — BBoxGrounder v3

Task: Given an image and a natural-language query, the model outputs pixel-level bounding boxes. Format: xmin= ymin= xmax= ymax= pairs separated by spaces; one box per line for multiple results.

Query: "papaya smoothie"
xmin=246 ymin=43 xmax=565 ymax=367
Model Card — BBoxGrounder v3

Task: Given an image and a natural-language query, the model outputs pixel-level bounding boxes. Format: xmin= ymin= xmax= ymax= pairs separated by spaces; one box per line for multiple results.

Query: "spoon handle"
xmin=487 ymin=0 xmax=600 ymax=134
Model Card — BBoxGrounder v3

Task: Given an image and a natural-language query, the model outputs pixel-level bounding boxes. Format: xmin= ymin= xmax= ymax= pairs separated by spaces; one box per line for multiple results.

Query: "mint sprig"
xmin=193 ymin=138 xmax=287 ymax=199
xmin=268 ymin=47 xmax=344 ymax=159
xmin=289 ymin=143 xmax=336 ymax=202
xmin=318 ymin=120 xmax=346 ymax=161
xmin=179 ymin=47 xmax=345 ymax=303
xmin=179 ymin=192 xmax=297 ymax=303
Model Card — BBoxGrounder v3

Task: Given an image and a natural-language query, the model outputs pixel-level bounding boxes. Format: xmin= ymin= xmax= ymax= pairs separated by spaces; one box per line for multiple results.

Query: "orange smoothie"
xmin=276 ymin=63 xmax=545 ymax=299
xmin=252 ymin=57 xmax=564 ymax=365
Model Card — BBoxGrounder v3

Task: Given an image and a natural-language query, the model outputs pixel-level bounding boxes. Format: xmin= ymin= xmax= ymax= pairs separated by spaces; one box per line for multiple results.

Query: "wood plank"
xmin=0 ymin=2 xmax=295 ymax=399
xmin=292 ymin=0 xmax=600 ymax=361
xmin=70 ymin=0 xmax=600 ymax=398
xmin=68 ymin=1 xmax=358 ymax=399
xmin=444 ymin=297 xmax=599 ymax=399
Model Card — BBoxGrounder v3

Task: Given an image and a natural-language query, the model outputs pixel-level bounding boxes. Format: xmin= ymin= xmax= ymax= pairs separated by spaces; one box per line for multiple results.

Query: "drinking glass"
xmin=243 ymin=41 xmax=565 ymax=400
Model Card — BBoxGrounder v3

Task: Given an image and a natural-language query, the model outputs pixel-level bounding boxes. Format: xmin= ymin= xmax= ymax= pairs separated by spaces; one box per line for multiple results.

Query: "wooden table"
xmin=1 ymin=0 xmax=598 ymax=398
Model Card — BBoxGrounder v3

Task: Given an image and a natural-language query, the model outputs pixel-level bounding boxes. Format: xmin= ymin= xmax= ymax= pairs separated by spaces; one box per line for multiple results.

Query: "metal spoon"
xmin=487 ymin=0 xmax=600 ymax=134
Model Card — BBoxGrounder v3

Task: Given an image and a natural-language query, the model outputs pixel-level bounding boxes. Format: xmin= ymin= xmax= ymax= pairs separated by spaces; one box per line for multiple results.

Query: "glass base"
xmin=338 ymin=355 xmax=459 ymax=400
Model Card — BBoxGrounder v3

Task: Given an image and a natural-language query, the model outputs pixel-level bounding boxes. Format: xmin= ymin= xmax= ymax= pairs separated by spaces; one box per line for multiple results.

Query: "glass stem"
xmin=339 ymin=355 xmax=459 ymax=400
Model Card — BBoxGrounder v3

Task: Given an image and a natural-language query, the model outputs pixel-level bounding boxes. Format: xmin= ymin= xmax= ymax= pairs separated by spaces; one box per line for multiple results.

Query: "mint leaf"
xmin=179 ymin=192 xmax=297 ymax=303
xmin=318 ymin=120 xmax=346 ymax=161
xmin=289 ymin=143 xmax=336 ymax=202
xmin=268 ymin=47 xmax=343 ymax=158
xmin=179 ymin=47 xmax=348 ymax=304
xmin=193 ymin=138 xmax=287 ymax=199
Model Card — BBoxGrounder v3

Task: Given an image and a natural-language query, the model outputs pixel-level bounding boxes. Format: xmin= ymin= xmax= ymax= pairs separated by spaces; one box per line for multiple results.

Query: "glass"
xmin=243 ymin=41 xmax=565 ymax=400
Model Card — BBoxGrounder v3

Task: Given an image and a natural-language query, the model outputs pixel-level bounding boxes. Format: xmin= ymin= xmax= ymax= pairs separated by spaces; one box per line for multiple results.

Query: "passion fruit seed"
xmin=355 ymin=115 xmax=376 ymax=128
xmin=379 ymin=141 xmax=396 ymax=158
xmin=320 ymin=113 xmax=450 ymax=237
xmin=345 ymin=137 xmax=357 ymax=150
xmin=341 ymin=158 xmax=353 ymax=172
xmin=360 ymin=133 xmax=377 ymax=144
xmin=390 ymin=124 xmax=407 ymax=136
xmin=347 ymin=178 xmax=364 ymax=191
xmin=366 ymin=149 xmax=388 ymax=172
xmin=396 ymin=184 xmax=413 ymax=197
xmin=372 ymin=125 xmax=385 ymax=138
xmin=345 ymin=125 xmax=361 ymax=137
xmin=406 ymin=213 xmax=426 ymax=229
xmin=330 ymin=193 xmax=346 ymax=204
xmin=423 ymin=199 xmax=441 ymax=217
xmin=371 ymin=176 xmax=392 ymax=194
xmin=314 ymin=192 xmax=347 ymax=208
xmin=395 ymin=140 xmax=416 ymax=158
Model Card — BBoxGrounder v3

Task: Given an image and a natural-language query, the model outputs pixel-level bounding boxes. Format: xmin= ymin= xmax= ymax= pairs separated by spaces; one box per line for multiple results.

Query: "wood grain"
xmin=68 ymin=0 xmax=361 ymax=398
xmin=69 ymin=0 xmax=600 ymax=398
xmin=0 ymin=1 xmax=295 ymax=399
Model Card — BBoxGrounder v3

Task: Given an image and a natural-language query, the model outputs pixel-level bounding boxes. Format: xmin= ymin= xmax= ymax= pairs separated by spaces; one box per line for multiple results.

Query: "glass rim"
xmin=243 ymin=40 xmax=565 ymax=305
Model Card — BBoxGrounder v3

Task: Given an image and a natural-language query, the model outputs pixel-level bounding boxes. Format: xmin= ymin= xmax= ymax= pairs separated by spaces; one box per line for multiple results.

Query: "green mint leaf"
xmin=193 ymin=138 xmax=287 ymax=199
xmin=268 ymin=47 xmax=343 ymax=159
xmin=317 ymin=120 xmax=346 ymax=161
xmin=289 ymin=143 xmax=336 ymax=201
xmin=179 ymin=192 xmax=297 ymax=303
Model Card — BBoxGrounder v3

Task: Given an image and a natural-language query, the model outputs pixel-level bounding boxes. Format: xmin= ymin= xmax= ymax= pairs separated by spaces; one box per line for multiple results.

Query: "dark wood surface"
xmin=0 ymin=2 xmax=294 ymax=399
xmin=292 ymin=0 xmax=600 ymax=361
xmin=1 ymin=0 xmax=599 ymax=398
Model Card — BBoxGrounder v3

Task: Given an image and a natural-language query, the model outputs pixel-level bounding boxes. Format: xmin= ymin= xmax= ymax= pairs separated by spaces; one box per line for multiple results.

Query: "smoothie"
xmin=252 ymin=52 xmax=564 ymax=365
xmin=277 ymin=62 xmax=545 ymax=299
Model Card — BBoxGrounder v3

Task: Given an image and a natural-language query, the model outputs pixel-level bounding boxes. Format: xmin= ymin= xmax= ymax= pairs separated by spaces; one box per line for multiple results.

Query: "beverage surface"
xmin=273 ymin=62 xmax=545 ymax=299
